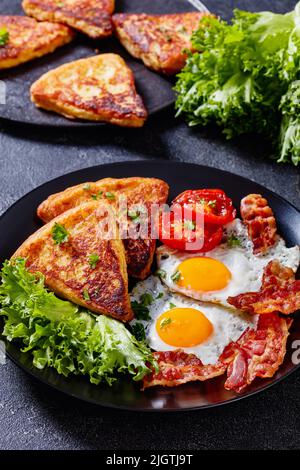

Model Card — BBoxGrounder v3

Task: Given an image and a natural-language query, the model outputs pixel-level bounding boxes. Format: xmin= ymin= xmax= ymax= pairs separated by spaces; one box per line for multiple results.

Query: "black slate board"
xmin=1 ymin=161 xmax=300 ymax=412
xmin=0 ymin=0 xmax=207 ymax=128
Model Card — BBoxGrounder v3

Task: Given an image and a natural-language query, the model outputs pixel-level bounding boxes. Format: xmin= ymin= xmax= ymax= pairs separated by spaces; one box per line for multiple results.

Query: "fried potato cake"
xmin=13 ymin=201 xmax=133 ymax=322
xmin=0 ymin=16 xmax=74 ymax=70
xmin=30 ymin=54 xmax=148 ymax=127
xmin=113 ymin=12 xmax=209 ymax=75
xmin=37 ymin=177 xmax=170 ymax=279
xmin=23 ymin=0 xmax=114 ymax=39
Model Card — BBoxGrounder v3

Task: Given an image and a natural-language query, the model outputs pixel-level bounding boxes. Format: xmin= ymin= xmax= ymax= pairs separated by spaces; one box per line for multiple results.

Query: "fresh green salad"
xmin=175 ymin=2 xmax=300 ymax=165
xmin=0 ymin=258 xmax=157 ymax=385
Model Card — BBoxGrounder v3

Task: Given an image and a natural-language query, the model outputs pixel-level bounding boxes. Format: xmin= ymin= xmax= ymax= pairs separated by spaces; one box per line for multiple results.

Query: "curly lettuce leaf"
xmin=278 ymin=80 xmax=300 ymax=165
xmin=0 ymin=258 xmax=157 ymax=385
xmin=281 ymin=3 xmax=300 ymax=82
xmin=175 ymin=3 xmax=300 ymax=164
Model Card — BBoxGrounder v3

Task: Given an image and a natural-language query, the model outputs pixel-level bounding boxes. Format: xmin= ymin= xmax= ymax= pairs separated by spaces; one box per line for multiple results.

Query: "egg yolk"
xmin=177 ymin=257 xmax=231 ymax=292
xmin=156 ymin=308 xmax=213 ymax=347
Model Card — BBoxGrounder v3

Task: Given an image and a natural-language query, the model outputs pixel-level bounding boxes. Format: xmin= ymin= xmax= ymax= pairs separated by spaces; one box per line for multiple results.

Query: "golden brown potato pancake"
xmin=30 ymin=53 xmax=148 ymax=127
xmin=0 ymin=16 xmax=74 ymax=70
xmin=37 ymin=177 xmax=170 ymax=279
xmin=113 ymin=12 xmax=209 ymax=75
xmin=13 ymin=201 xmax=133 ymax=322
xmin=23 ymin=0 xmax=114 ymax=39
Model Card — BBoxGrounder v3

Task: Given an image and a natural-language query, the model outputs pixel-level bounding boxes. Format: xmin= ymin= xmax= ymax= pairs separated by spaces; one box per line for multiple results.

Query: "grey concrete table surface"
xmin=0 ymin=0 xmax=299 ymax=451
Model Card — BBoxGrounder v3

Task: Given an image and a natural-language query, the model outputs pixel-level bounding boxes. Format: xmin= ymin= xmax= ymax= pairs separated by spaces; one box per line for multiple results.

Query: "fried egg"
xmin=130 ymin=276 xmax=256 ymax=365
xmin=157 ymin=219 xmax=300 ymax=309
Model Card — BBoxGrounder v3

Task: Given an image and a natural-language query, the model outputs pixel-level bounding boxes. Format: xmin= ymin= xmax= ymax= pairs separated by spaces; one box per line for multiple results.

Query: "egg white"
xmin=130 ymin=276 xmax=256 ymax=365
xmin=157 ymin=218 xmax=300 ymax=309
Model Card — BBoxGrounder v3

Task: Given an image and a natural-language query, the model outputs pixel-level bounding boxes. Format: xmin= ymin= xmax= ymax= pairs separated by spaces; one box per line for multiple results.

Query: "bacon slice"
xmin=240 ymin=194 xmax=277 ymax=254
xmin=142 ymin=350 xmax=226 ymax=389
xmin=228 ymin=260 xmax=300 ymax=315
xmin=143 ymin=310 xmax=292 ymax=392
xmin=220 ymin=313 xmax=292 ymax=393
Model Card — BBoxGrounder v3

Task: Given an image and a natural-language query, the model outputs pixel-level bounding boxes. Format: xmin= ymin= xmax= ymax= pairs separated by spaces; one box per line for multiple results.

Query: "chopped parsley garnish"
xmin=227 ymin=234 xmax=242 ymax=247
xmin=128 ymin=205 xmax=147 ymax=223
xmin=156 ymin=292 xmax=164 ymax=300
xmin=199 ymin=198 xmax=216 ymax=209
xmin=140 ymin=292 xmax=153 ymax=306
xmin=89 ymin=253 xmax=99 ymax=269
xmin=105 ymin=192 xmax=115 ymax=200
xmin=131 ymin=292 xmax=154 ymax=320
xmin=82 ymin=289 xmax=90 ymax=301
xmin=207 ymin=199 xmax=217 ymax=208
xmin=169 ymin=302 xmax=177 ymax=309
xmin=184 ymin=220 xmax=196 ymax=231
xmin=171 ymin=271 xmax=181 ymax=283
xmin=131 ymin=302 xmax=149 ymax=321
xmin=91 ymin=191 xmax=103 ymax=200
xmin=156 ymin=269 xmax=166 ymax=280
xmin=51 ymin=223 xmax=69 ymax=245
xmin=131 ymin=322 xmax=146 ymax=342
xmin=0 ymin=27 xmax=9 ymax=46
xmin=128 ymin=209 xmax=140 ymax=222
xmin=160 ymin=318 xmax=172 ymax=329
xmin=131 ymin=301 xmax=150 ymax=320
xmin=83 ymin=183 xmax=91 ymax=191
xmin=128 ymin=209 xmax=138 ymax=218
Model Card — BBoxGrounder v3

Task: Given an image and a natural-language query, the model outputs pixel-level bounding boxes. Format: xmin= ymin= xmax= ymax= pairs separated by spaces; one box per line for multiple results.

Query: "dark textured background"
xmin=0 ymin=0 xmax=299 ymax=451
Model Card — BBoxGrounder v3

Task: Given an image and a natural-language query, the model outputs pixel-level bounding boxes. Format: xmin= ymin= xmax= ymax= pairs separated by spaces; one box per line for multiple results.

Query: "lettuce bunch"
xmin=0 ymin=259 xmax=157 ymax=385
xmin=175 ymin=3 xmax=300 ymax=164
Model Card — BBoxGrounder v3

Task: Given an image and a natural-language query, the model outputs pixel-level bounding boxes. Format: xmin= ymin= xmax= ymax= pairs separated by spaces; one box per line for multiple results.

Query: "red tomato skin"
xmin=158 ymin=210 xmax=223 ymax=253
xmin=173 ymin=189 xmax=236 ymax=226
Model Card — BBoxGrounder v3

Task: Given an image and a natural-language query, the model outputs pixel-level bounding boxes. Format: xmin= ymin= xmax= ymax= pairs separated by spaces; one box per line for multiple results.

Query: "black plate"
xmin=1 ymin=161 xmax=300 ymax=411
xmin=0 ymin=0 xmax=206 ymax=128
